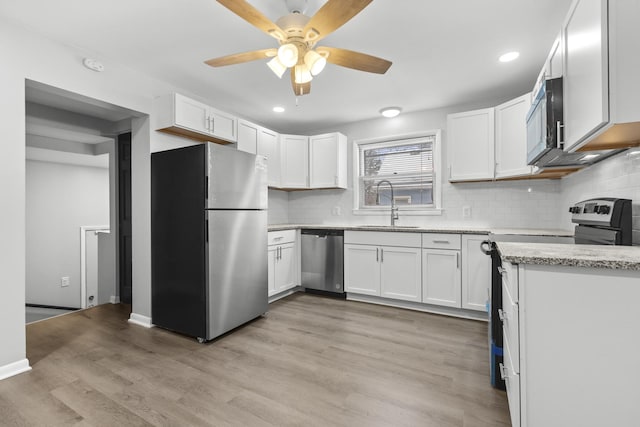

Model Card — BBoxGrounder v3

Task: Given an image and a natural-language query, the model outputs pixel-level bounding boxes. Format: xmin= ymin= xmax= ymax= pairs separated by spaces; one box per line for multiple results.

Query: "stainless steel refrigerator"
xmin=151 ymin=143 xmax=268 ymax=342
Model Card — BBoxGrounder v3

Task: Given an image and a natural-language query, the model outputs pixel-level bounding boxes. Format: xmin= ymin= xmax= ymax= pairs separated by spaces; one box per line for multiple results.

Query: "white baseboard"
xmin=0 ymin=358 xmax=31 ymax=381
xmin=128 ymin=313 xmax=154 ymax=328
xmin=346 ymin=294 xmax=488 ymax=322
xmin=110 ymin=296 xmax=120 ymax=304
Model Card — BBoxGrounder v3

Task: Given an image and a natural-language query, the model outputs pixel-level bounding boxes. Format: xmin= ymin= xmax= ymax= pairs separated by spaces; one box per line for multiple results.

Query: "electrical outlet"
xmin=332 ymin=206 xmax=341 ymax=216
xmin=462 ymin=205 xmax=472 ymax=218
xmin=61 ymin=276 xmax=70 ymax=287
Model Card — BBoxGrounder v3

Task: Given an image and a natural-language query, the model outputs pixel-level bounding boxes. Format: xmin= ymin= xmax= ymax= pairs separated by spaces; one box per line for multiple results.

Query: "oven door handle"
xmin=480 ymin=240 xmax=492 ymax=255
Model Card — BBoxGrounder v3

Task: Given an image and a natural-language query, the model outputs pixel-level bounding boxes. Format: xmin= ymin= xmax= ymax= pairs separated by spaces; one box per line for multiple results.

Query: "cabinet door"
xmin=495 ymin=94 xmax=533 ymax=179
xmin=563 ymin=0 xmax=609 ymax=151
xmin=275 ymin=243 xmax=296 ymax=292
xmin=379 ymin=246 xmax=422 ymax=302
xmin=257 ymin=128 xmax=281 ymax=187
xmin=309 ymin=133 xmax=347 ymax=189
xmin=237 ymin=119 xmax=258 ymax=154
xmin=268 ymin=246 xmax=277 ymax=296
xmin=174 ymin=93 xmax=210 ymax=134
xmin=344 ymin=244 xmax=380 ymax=296
xmin=461 ymin=235 xmax=490 ymax=311
xmin=208 ymin=107 xmax=237 ymax=142
xmin=422 ymin=249 xmax=461 ymax=308
xmin=447 ymin=108 xmax=495 ymax=181
xmin=280 ymin=134 xmax=309 ymax=188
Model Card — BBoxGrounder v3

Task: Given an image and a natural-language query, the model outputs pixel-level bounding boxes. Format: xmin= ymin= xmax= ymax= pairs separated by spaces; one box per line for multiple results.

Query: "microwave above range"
xmin=525 ymin=77 xmax=624 ymax=168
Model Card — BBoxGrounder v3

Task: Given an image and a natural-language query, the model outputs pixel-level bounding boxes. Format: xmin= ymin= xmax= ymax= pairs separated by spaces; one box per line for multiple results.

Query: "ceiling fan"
xmin=205 ymin=0 xmax=392 ymax=96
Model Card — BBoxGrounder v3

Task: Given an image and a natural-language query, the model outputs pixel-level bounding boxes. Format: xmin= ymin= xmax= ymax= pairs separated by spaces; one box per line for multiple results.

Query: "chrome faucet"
xmin=376 ymin=180 xmax=399 ymax=226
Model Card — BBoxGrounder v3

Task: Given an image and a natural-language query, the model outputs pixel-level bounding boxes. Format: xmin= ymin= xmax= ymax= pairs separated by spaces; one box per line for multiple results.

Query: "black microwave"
xmin=526 ymin=77 xmax=563 ymax=165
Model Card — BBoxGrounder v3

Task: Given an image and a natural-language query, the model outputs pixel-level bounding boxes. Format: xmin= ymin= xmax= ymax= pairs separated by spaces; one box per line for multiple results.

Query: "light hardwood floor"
xmin=0 ymin=293 xmax=511 ymax=426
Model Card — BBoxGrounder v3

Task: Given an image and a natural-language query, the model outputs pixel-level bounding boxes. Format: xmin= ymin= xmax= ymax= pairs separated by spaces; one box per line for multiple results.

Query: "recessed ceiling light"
xmin=499 ymin=51 xmax=520 ymax=63
xmin=273 ymin=106 xmax=285 ymax=113
xmin=380 ymin=107 xmax=401 ymax=118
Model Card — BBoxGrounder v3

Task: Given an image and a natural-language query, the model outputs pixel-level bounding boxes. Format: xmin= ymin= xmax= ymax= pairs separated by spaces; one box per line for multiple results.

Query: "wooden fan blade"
xmin=205 ymin=49 xmax=277 ymax=67
xmin=290 ymin=70 xmax=311 ymax=96
xmin=217 ymin=0 xmax=286 ymax=40
xmin=303 ymin=0 xmax=372 ymax=42
xmin=318 ymin=47 xmax=392 ymax=74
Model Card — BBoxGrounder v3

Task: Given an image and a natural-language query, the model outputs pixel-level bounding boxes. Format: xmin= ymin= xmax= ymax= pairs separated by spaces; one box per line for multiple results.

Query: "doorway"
xmin=24 ymin=80 xmax=138 ymax=322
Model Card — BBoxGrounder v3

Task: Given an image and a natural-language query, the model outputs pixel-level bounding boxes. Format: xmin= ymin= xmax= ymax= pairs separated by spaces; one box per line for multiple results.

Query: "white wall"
xmin=26 ymin=159 xmax=110 ymax=307
xmin=267 ymin=189 xmax=289 ymax=224
xmin=288 ymin=107 xmax=565 ymax=229
xmin=560 ymin=150 xmax=640 ymax=245
xmin=0 ymin=18 xmax=192 ymax=376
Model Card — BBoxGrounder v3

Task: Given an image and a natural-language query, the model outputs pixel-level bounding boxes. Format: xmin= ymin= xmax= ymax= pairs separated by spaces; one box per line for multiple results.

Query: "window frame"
xmin=352 ymin=130 xmax=443 ymax=216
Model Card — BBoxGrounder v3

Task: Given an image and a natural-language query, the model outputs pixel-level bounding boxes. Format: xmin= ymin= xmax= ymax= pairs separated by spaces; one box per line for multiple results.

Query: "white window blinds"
xmin=358 ymin=136 xmax=435 ymax=208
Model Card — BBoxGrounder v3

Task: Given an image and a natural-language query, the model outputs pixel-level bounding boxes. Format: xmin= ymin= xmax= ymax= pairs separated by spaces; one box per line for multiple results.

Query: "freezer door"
xmin=206 ymin=143 xmax=267 ymax=210
xmin=207 ymin=210 xmax=268 ymax=339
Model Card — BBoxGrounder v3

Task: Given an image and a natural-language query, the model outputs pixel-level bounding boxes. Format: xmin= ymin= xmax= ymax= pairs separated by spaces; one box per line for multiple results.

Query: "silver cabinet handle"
xmin=273 ymin=236 xmax=283 ymax=241
xmin=210 ymin=116 xmax=215 ymax=133
xmin=206 ymin=117 xmax=211 ymax=131
xmin=456 ymin=252 xmax=460 ymax=269
xmin=380 ymin=248 xmax=384 ymax=262
xmin=498 ymin=308 xmax=506 ymax=322
xmin=433 ymin=240 xmax=450 ymax=244
xmin=376 ymin=247 xmax=379 ymax=262
xmin=277 ymin=246 xmax=281 ymax=260
xmin=499 ymin=363 xmax=508 ymax=381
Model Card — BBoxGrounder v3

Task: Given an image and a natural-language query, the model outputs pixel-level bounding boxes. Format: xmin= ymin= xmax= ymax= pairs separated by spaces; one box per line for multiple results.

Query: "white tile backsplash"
xmin=560 ymin=149 xmax=640 ymax=245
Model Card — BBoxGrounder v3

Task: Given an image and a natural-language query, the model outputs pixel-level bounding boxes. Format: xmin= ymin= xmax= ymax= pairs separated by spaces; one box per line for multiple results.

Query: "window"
xmin=354 ymin=132 xmax=442 ymax=214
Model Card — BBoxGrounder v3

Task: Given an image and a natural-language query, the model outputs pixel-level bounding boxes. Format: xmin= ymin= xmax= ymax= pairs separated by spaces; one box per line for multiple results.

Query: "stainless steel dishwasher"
xmin=301 ymin=229 xmax=344 ymax=295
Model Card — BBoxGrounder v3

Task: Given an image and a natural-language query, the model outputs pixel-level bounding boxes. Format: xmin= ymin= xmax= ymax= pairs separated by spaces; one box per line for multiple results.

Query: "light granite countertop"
xmin=497 ymin=242 xmax=640 ymax=270
xmin=268 ymin=224 xmax=490 ymax=234
xmin=268 ymin=224 xmax=575 ymax=237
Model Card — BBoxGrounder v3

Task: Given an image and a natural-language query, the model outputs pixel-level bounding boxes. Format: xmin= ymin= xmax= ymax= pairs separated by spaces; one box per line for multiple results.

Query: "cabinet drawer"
xmin=422 ymin=233 xmax=462 ymax=250
xmin=499 ymin=260 xmax=518 ymax=302
xmin=502 ymin=335 xmax=521 ymax=427
xmin=502 ymin=281 xmax=519 ymax=373
xmin=344 ymin=231 xmax=421 ymax=247
xmin=268 ymin=229 xmax=296 ymax=245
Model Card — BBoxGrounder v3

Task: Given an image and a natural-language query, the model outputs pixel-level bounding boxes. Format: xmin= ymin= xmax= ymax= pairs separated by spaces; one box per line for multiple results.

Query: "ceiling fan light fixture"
xmin=294 ymin=64 xmax=313 ymax=84
xmin=380 ymin=107 xmax=402 ymax=118
xmin=304 ymin=50 xmax=327 ymax=76
xmin=277 ymin=43 xmax=299 ymax=68
xmin=267 ymin=56 xmax=287 ymax=78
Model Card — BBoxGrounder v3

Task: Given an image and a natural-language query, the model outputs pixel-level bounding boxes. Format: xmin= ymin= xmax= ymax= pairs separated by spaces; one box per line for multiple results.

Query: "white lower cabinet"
xmin=344 ymin=231 xmax=421 ymax=302
xmin=461 ymin=234 xmax=490 ymax=311
xmin=421 ymin=233 xmax=462 ymax=308
xmin=344 ymin=244 xmax=421 ymax=302
xmin=344 ymin=244 xmax=380 ymax=296
xmin=500 ymin=260 xmax=640 ymax=426
xmin=380 ymin=246 xmax=421 ymax=302
xmin=268 ymin=230 xmax=298 ymax=297
xmin=422 ymin=249 xmax=460 ymax=307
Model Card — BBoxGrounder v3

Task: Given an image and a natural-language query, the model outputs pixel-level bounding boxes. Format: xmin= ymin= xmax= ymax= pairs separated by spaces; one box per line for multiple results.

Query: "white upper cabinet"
xmin=257 ymin=127 xmax=281 ymax=188
xmin=495 ymin=94 xmax=533 ymax=179
xmin=237 ymin=119 xmax=259 ymax=154
xmin=563 ymin=0 xmax=609 ymax=151
xmin=156 ymin=93 xmax=237 ymax=144
xmin=448 ymin=108 xmax=495 ymax=181
xmin=237 ymin=119 xmax=281 ymax=187
xmin=560 ymin=0 xmax=640 ymax=152
xmin=280 ymin=134 xmax=309 ymax=189
xmin=309 ymin=132 xmax=347 ymax=189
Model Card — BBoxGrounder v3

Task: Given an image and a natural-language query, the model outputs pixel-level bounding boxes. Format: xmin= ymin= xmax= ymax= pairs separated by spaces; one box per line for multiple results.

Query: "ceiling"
xmin=1 ymin=0 xmax=572 ymax=134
